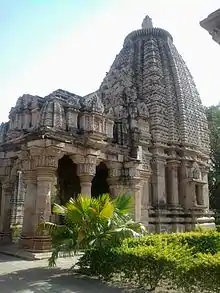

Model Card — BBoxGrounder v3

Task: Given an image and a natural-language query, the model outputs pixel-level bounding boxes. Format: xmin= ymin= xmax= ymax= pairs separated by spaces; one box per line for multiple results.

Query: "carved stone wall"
xmin=0 ymin=16 xmax=215 ymax=246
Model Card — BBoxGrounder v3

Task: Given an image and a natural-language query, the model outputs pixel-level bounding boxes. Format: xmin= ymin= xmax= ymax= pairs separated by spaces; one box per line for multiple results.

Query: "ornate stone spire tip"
xmin=142 ymin=15 xmax=153 ymax=29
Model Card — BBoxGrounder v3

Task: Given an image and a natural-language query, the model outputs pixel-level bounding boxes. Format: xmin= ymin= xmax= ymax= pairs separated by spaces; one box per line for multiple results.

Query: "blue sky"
xmin=1 ymin=0 xmax=220 ymax=122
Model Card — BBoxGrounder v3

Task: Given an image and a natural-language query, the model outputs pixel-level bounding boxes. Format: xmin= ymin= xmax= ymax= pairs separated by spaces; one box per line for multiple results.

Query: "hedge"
xmin=78 ymin=240 xmax=192 ymax=291
xmin=122 ymin=230 xmax=220 ymax=254
xmin=175 ymin=252 xmax=220 ymax=293
xmin=77 ymin=231 xmax=220 ymax=292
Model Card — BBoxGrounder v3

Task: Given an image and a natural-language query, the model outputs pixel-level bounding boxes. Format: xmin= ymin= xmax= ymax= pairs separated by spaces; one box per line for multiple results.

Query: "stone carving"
xmin=109 ymin=168 xmax=121 ymax=178
xmin=77 ymin=163 xmax=96 ymax=177
xmin=142 ymin=15 xmax=153 ymax=29
xmin=81 ymin=92 xmax=105 ymax=114
xmin=0 ymin=16 xmax=214 ymax=244
xmin=19 ymin=147 xmax=61 ymax=172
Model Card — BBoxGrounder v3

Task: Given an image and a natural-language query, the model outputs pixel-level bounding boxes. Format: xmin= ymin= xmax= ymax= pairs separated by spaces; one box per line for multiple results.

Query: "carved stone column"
xmin=107 ymin=162 xmax=124 ymax=197
xmin=20 ymin=146 xmax=60 ymax=251
xmin=140 ymin=177 xmax=151 ymax=225
xmin=131 ymin=183 xmax=142 ymax=222
xmin=31 ymin=167 xmax=56 ymax=251
xmin=75 ymin=155 xmax=97 ymax=197
xmin=151 ymin=158 xmax=166 ymax=207
xmin=125 ymin=162 xmax=143 ymax=222
xmin=201 ymin=167 xmax=209 ymax=208
xmin=179 ymin=159 xmax=192 ymax=209
xmin=0 ymin=181 xmax=13 ymax=244
xmin=167 ymin=160 xmax=180 ymax=207
xmin=20 ymin=171 xmax=37 ymax=249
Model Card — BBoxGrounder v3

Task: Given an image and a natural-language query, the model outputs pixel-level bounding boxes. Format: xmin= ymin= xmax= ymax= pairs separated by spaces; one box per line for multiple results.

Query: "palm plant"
xmin=38 ymin=193 xmax=147 ymax=266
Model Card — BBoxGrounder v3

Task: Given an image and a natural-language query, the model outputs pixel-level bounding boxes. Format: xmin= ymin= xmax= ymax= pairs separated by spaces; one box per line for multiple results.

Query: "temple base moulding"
xmin=19 ymin=235 xmax=52 ymax=252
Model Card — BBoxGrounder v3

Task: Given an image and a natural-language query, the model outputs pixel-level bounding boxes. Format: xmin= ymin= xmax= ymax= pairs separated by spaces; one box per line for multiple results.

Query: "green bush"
xmin=175 ymin=252 xmax=220 ymax=293
xmin=216 ymin=225 xmax=220 ymax=232
xmin=77 ymin=239 xmax=192 ymax=291
xmin=40 ymin=194 xmax=146 ymax=266
xmin=114 ymin=241 xmax=192 ymax=292
xmin=122 ymin=230 xmax=220 ymax=254
xmin=76 ymin=247 xmax=120 ymax=280
xmin=77 ymin=231 xmax=220 ymax=292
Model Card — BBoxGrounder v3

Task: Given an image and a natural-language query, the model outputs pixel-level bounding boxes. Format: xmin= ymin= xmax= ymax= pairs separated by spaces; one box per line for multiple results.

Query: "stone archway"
xmin=91 ymin=162 xmax=110 ymax=198
xmin=57 ymin=155 xmax=81 ymax=205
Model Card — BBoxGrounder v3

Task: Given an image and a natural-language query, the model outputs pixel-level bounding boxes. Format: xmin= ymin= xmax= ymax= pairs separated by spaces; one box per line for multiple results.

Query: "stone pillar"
xmin=80 ymin=178 xmax=93 ymax=197
xmin=107 ymin=162 xmax=124 ymax=197
xmin=20 ymin=171 xmax=37 ymax=249
xmin=75 ymin=155 xmax=97 ymax=197
xmin=0 ymin=181 xmax=13 ymax=243
xmin=179 ymin=160 xmax=192 ymax=209
xmin=167 ymin=160 xmax=180 ymax=206
xmin=20 ymin=145 xmax=61 ymax=251
xmin=125 ymin=163 xmax=143 ymax=222
xmin=140 ymin=179 xmax=150 ymax=225
xmin=31 ymin=167 xmax=56 ymax=251
xmin=151 ymin=158 xmax=166 ymax=207
xmin=133 ymin=184 xmax=142 ymax=222
xmin=11 ymin=171 xmax=25 ymax=227
xmin=201 ymin=168 xmax=209 ymax=208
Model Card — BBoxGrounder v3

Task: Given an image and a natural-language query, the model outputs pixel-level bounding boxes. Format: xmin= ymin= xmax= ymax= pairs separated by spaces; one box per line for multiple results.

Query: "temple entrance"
xmin=91 ymin=162 xmax=109 ymax=198
xmin=57 ymin=155 xmax=81 ymax=205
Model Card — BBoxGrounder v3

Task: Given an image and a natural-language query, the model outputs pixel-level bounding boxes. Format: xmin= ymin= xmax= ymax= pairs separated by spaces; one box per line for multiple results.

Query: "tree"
xmin=38 ymin=193 xmax=146 ymax=267
xmin=206 ymin=105 xmax=220 ymax=222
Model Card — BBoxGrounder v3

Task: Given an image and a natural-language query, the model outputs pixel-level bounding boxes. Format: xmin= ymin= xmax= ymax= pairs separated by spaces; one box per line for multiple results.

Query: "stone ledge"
xmin=0 ymin=244 xmax=52 ymax=261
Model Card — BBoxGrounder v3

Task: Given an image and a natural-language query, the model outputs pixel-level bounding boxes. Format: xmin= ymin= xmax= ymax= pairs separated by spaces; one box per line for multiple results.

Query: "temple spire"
xmin=142 ymin=15 xmax=153 ymax=29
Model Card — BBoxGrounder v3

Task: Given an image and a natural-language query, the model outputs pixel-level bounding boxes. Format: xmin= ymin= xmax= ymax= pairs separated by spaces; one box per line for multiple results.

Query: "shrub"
xmin=216 ymin=225 xmax=220 ymax=232
xmin=39 ymin=194 xmax=146 ymax=266
xmin=77 ymin=231 xmax=220 ymax=292
xmin=122 ymin=230 xmax=220 ymax=254
xmin=77 ymin=238 xmax=192 ymax=292
xmin=175 ymin=252 xmax=220 ymax=293
xmin=76 ymin=247 xmax=120 ymax=280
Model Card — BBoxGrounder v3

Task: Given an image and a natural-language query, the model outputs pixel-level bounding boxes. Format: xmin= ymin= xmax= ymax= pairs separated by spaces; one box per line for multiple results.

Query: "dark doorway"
xmin=57 ymin=155 xmax=81 ymax=205
xmin=91 ymin=162 xmax=109 ymax=198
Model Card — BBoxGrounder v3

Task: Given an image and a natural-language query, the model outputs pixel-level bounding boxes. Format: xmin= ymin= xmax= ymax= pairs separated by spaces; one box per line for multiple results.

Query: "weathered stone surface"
xmin=0 ymin=16 xmax=214 ymax=249
xmin=200 ymin=9 xmax=220 ymax=45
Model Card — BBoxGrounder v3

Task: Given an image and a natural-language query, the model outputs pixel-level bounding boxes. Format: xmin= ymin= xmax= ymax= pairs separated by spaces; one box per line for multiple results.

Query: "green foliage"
xmin=10 ymin=223 xmax=22 ymax=243
xmin=78 ymin=231 xmax=220 ymax=292
xmin=78 ymin=239 xmax=191 ymax=292
xmin=38 ymin=193 xmax=146 ymax=266
xmin=122 ymin=230 xmax=220 ymax=254
xmin=76 ymin=247 xmax=120 ymax=280
xmin=206 ymin=105 xmax=220 ymax=218
xmin=116 ymin=241 xmax=191 ymax=292
xmin=175 ymin=252 xmax=220 ymax=293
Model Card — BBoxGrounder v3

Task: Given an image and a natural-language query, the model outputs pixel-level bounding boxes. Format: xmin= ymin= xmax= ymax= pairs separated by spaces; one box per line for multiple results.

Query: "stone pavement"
xmin=0 ymin=253 xmax=124 ymax=293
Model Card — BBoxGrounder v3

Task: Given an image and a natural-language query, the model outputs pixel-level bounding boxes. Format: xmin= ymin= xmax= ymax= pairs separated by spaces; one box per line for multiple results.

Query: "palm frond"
xmin=37 ymin=221 xmax=59 ymax=234
xmin=99 ymin=199 xmax=114 ymax=218
xmin=113 ymin=194 xmax=133 ymax=215
xmin=52 ymin=203 xmax=66 ymax=215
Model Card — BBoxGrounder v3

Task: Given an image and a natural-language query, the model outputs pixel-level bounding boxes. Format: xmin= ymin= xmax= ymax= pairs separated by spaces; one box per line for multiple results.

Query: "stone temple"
xmin=0 ymin=16 xmax=215 ymax=251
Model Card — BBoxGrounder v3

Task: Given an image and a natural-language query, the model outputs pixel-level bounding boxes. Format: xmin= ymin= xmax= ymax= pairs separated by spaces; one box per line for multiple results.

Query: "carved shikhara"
xmin=0 ymin=16 xmax=215 ymax=249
